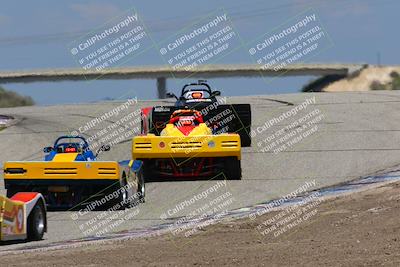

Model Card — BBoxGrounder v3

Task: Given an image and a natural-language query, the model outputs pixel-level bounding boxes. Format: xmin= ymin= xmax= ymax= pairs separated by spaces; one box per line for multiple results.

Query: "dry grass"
xmin=0 ymin=86 xmax=34 ymax=108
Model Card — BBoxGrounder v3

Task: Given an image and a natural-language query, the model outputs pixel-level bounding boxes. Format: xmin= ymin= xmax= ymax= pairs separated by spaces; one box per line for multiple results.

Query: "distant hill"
xmin=0 ymin=86 xmax=35 ymax=107
xmin=323 ymin=66 xmax=400 ymax=92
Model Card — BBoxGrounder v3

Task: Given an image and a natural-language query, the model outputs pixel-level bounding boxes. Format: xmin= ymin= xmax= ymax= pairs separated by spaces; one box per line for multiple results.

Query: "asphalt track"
xmin=1 ymin=90 xmax=400 ymax=251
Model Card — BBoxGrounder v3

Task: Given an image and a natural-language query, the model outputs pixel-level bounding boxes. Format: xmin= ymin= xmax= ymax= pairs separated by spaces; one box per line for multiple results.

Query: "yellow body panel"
xmin=132 ymin=134 xmax=241 ymax=160
xmin=3 ymin=161 xmax=120 ymax=180
xmin=0 ymin=195 xmax=26 ymax=241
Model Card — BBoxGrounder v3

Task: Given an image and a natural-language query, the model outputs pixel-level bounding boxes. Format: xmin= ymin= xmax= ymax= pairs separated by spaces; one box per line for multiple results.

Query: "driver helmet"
xmin=178 ymin=116 xmax=195 ymax=126
xmin=184 ymin=91 xmax=203 ymax=99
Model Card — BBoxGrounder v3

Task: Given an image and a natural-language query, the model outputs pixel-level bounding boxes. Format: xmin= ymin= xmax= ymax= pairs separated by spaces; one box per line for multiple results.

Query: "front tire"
xmin=27 ymin=202 xmax=46 ymax=241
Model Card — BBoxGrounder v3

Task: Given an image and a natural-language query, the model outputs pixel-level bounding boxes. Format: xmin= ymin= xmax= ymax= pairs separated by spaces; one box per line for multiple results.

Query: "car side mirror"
xmin=213 ymin=90 xmax=221 ymax=96
xmin=100 ymin=144 xmax=110 ymax=152
xmin=43 ymin=147 xmax=53 ymax=153
xmin=166 ymin=92 xmax=178 ymax=100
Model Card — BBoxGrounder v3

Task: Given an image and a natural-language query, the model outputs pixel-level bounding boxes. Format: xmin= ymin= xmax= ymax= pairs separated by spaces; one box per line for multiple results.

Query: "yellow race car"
xmin=133 ymin=109 xmax=241 ymax=180
xmin=0 ymin=192 xmax=46 ymax=242
xmin=3 ymin=136 xmax=145 ymax=209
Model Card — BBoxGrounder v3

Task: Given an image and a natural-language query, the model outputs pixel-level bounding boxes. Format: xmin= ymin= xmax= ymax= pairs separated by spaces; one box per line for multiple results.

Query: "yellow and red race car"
xmin=133 ymin=109 xmax=241 ymax=180
xmin=141 ymin=80 xmax=252 ymax=147
xmin=0 ymin=192 xmax=46 ymax=242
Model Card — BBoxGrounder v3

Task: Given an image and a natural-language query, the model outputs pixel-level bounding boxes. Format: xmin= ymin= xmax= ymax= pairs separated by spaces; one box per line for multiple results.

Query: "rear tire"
xmin=239 ymin=128 xmax=252 ymax=147
xmin=223 ymin=157 xmax=241 ymax=180
xmin=6 ymin=186 xmax=23 ymax=198
xmin=27 ymin=202 xmax=46 ymax=241
xmin=142 ymin=160 xmax=154 ymax=182
xmin=137 ymin=167 xmax=145 ymax=203
xmin=107 ymin=178 xmax=128 ymax=210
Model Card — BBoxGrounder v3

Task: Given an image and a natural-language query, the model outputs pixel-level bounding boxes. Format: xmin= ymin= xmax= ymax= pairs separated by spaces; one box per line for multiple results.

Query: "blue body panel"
xmin=44 ymin=136 xmax=96 ymax=161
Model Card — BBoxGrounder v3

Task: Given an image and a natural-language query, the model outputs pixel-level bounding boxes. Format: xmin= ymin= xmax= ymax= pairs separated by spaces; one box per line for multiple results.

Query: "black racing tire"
xmin=117 ymin=178 xmax=128 ymax=210
xmin=223 ymin=157 xmax=242 ymax=180
xmin=142 ymin=160 xmax=154 ymax=182
xmin=239 ymin=128 xmax=252 ymax=147
xmin=107 ymin=178 xmax=128 ymax=211
xmin=27 ymin=202 xmax=46 ymax=241
xmin=137 ymin=167 xmax=146 ymax=203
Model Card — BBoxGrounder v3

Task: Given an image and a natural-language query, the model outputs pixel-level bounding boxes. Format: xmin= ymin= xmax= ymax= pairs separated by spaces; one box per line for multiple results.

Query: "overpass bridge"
xmin=0 ymin=63 xmax=365 ymax=98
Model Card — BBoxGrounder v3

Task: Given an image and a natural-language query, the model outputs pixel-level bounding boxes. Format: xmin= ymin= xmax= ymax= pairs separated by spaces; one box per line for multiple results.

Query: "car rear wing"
xmin=132 ymin=134 xmax=241 ymax=160
xmin=3 ymin=161 xmax=121 ymax=181
xmin=148 ymin=104 xmax=252 ymax=147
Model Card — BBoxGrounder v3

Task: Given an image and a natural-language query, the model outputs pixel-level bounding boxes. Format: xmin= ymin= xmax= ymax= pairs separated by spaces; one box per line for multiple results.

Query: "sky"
xmin=0 ymin=0 xmax=398 ymax=105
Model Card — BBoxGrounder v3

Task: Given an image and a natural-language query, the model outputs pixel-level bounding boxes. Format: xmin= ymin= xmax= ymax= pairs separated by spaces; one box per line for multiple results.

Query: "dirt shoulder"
xmin=2 ymin=182 xmax=400 ymax=267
